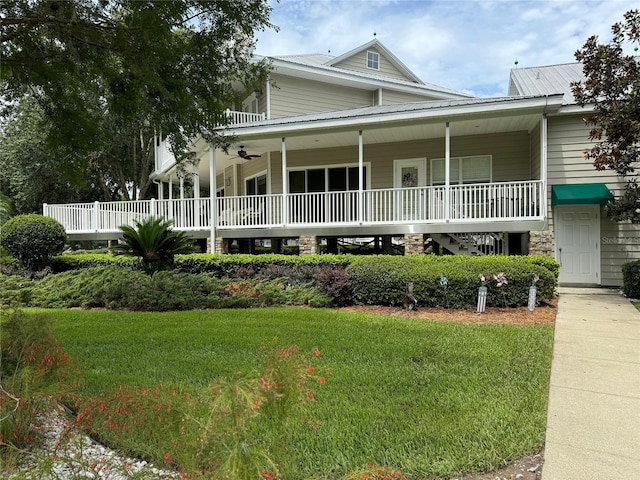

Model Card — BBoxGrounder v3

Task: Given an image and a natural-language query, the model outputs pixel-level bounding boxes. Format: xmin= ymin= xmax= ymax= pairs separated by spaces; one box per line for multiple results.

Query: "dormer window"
xmin=367 ymin=51 xmax=379 ymax=70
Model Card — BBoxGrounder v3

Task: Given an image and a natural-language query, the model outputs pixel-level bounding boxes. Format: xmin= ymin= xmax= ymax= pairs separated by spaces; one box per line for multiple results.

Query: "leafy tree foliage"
xmin=112 ymin=216 xmax=197 ymax=273
xmin=1 ymin=0 xmax=274 ymax=199
xmin=0 ymin=192 xmax=12 ymax=225
xmin=572 ymin=9 xmax=640 ymax=223
xmin=0 ymin=98 xmax=106 ymax=214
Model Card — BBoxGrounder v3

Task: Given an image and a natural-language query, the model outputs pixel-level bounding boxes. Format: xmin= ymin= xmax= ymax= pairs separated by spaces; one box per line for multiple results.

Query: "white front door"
xmin=555 ymin=206 xmax=600 ymax=285
xmin=394 ymin=158 xmax=426 ymax=220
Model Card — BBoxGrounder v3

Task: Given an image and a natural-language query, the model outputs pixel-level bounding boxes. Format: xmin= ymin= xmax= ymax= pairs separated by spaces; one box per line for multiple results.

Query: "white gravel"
xmin=8 ymin=405 xmax=179 ymax=480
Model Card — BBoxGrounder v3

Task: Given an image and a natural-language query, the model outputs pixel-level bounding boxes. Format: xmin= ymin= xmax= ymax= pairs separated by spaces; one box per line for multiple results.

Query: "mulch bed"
xmin=341 ymin=297 xmax=557 ymax=326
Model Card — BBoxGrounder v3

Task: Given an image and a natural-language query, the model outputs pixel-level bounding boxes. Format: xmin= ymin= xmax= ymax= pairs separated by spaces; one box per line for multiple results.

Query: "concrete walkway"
xmin=541 ymin=287 xmax=640 ymax=480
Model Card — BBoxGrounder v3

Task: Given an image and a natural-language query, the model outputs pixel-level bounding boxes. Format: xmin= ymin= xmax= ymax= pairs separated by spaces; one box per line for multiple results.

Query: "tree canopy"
xmin=572 ymin=9 xmax=640 ymax=223
xmin=1 ymin=0 xmax=274 ymax=199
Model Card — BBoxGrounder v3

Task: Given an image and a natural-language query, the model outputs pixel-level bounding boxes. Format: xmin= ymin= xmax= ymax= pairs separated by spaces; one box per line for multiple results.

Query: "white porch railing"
xmin=224 ymin=109 xmax=266 ymax=125
xmin=44 ymin=180 xmax=544 ymax=235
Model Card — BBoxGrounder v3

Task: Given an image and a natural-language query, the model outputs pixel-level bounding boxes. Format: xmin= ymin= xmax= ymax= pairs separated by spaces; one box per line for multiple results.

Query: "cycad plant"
xmin=113 ymin=216 xmax=196 ymax=273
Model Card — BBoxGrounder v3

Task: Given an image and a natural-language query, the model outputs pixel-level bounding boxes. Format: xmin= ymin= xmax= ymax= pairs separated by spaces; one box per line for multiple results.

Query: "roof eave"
xmin=223 ymin=95 xmax=565 ymax=138
xmin=270 ymin=58 xmax=472 ymax=99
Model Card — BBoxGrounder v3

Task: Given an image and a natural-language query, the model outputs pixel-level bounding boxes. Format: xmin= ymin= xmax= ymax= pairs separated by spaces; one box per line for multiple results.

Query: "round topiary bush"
xmin=0 ymin=214 xmax=67 ymax=270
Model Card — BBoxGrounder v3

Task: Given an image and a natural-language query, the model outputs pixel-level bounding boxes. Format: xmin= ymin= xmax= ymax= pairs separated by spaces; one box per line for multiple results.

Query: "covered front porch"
xmin=44 ymin=95 xmax=563 ymax=250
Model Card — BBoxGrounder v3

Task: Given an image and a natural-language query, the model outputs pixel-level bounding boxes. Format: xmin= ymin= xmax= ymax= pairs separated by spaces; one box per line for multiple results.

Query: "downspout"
xmin=358 ymin=130 xmax=364 ymax=223
xmin=153 ymin=179 xmax=164 ymax=200
xmin=209 ymin=147 xmax=217 ymax=253
xmin=266 ymin=78 xmax=272 ymax=120
xmin=445 ymin=122 xmax=451 ymax=222
xmin=281 ymin=137 xmax=288 ymax=225
xmin=541 ymin=112 xmax=548 ymax=219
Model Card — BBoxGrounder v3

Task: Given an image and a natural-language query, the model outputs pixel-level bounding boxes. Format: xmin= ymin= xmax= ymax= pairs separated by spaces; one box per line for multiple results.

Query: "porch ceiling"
xmin=234 ymin=111 xmax=542 ymax=154
xmin=192 ymin=111 xmax=543 ymax=187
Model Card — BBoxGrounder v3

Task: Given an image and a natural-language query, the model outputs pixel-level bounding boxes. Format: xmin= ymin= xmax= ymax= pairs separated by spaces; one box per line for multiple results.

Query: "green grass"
xmin=47 ymin=307 xmax=553 ymax=479
xmin=634 ymin=302 xmax=640 ymax=312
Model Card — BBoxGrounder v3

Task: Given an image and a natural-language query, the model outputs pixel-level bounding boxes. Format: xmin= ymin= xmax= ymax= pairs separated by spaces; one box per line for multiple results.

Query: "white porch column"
xmin=358 ymin=130 xmax=364 ymax=223
xmin=445 ymin=122 xmax=451 ymax=222
xmin=179 ymin=176 xmax=185 ymax=200
xmin=209 ymin=147 xmax=217 ymax=253
xmin=193 ymin=160 xmax=200 ymax=199
xmin=168 ymin=177 xmax=173 ymax=200
xmin=540 ymin=113 xmax=548 ymax=217
xmin=281 ymin=137 xmax=288 ymax=225
xmin=157 ymin=181 xmax=164 ymax=200
xmin=377 ymin=88 xmax=383 ymax=106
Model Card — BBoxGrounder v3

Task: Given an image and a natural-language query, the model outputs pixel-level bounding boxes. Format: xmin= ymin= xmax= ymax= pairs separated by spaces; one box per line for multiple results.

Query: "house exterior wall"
xmin=381 ymin=89 xmax=439 ymax=105
xmin=263 ymin=130 xmax=534 ymax=195
xmin=546 ymin=114 xmax=640 ymax=286
xmin=332 ymin=46 xmax=410 ymax=81
xmin=268 ymin=74 xmax=373 ymax=118
xmin=223 ymin=165 xmax=236 ymax=196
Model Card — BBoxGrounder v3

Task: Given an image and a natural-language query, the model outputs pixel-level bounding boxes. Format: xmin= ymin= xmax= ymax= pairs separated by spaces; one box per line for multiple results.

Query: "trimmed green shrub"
xmin=50 ymin=253 xmax=141 ymax=272
xmin=622 ymin=260 xmax=640 ymax=299
xmin=346 ymin=255 xmax=557 ymax=308
xmin=0 ymin=214 xmax=66 ymax=270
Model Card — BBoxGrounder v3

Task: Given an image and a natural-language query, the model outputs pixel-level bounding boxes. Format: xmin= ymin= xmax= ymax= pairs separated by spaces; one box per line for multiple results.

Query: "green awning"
xmin=551 ymin=183 xmax=614 ymax=207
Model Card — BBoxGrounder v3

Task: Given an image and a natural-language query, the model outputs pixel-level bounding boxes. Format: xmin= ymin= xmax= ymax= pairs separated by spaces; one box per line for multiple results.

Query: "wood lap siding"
xmin=547 ymin=115 xmax=640 ymax=286
xmin=269 ymin=75 xmax=372 ymax=118
xmin=266 ymin=131 xmax=535 ymax=193
xmin=381 ymin=90 xmax=439 ymax=105
xmin=333 ymin=48 xmax=410 ymax=81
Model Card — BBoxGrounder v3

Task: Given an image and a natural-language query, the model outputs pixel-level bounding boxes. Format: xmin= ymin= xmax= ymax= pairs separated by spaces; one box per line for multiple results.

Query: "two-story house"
xmin=45 ymin=39 xmax=640 ymax=286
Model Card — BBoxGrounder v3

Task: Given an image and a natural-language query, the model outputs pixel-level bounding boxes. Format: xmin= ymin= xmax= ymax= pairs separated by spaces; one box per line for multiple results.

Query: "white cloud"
xmin=256 ymin=0 xmax=638 ymax=97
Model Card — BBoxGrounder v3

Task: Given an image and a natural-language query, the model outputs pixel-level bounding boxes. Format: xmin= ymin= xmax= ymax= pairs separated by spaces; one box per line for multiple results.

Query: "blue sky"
xmin=254 ymin=0 xmax=638 ymax=97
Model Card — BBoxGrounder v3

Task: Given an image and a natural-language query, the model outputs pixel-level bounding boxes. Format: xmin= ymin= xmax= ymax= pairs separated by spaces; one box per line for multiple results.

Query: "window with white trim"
xmin=430 ymin=155 xmax=492 ymax=185
xmin=366 ymin=51 xmax=379 ymax=70
xmin=245 ymin=173 xmax=267 ymax=196
xmin=289 ymin=166 xmax=367 ymax=193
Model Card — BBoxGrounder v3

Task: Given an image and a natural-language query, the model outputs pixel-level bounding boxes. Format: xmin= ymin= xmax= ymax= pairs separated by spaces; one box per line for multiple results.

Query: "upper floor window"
xmin=430 ymin=155 xmax=492 ymax=185
xmin=367 ymin=51 xmax=379 ymax=70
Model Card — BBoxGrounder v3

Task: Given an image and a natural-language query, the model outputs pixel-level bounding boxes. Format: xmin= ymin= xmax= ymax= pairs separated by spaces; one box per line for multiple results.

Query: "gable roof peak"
xmin=326 ymin=38 xmax=424 ymax=84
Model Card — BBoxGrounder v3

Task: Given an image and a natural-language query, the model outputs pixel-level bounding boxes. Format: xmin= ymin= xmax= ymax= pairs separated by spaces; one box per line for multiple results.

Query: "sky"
xmin=254 ymin=0 xmax=638 ymax=97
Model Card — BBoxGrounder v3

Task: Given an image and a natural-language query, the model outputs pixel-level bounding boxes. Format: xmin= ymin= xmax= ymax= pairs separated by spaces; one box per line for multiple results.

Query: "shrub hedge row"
xmin=346 ymin=255 xmax=556 ymax=308
xmin=7 ymin=253 xmax=559 ymax=309
xmin=0 ymin=266 xmax=332 ymax=311
xmin=622 ymin=260 xmax=640 ymax=299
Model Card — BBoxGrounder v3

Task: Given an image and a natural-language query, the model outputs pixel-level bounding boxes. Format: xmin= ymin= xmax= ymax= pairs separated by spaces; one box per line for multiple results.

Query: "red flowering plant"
xmin=0 ymin=309 xmax=77 ymax=456
xmin=71 ymin=345 xmax=325 ymax=480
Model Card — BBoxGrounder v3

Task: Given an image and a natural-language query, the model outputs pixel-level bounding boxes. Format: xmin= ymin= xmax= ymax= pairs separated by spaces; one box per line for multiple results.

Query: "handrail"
xmin=45 ymin=180 xmax=544 ymax=235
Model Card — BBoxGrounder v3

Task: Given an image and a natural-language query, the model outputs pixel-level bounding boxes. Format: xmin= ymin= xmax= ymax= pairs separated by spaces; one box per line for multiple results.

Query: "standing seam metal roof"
xmin=509 ymin=63 xmax=585 ymax=104
xmin=229 ymin=95 xmax=559 ymax=129
xmin=266 ymin=53 xmax=473 ymax=98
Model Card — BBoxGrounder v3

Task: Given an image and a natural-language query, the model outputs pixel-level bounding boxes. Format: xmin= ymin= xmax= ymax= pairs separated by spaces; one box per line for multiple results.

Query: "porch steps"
xmin=429 ymin=232 xmax=505 ymax=256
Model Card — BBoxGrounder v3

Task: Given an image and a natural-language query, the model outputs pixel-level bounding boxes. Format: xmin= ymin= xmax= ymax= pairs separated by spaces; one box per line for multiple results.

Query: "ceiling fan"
xmin=237 ymin=146 xmax=261 ymax=160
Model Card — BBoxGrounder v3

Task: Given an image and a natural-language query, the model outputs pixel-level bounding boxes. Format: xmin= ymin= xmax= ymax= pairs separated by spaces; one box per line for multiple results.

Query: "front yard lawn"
xmin=49 ymin=307 xmax=553 ymax=479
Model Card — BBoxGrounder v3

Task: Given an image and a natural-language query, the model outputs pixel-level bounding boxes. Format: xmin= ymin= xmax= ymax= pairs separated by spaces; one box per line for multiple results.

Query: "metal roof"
xmin=508 ymin=63 xmax=584 ymax=104
xmin=229 ymin=95 xmax=561 ymax=130
xmin=261 ymin=53 xmax=473 ymax=99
